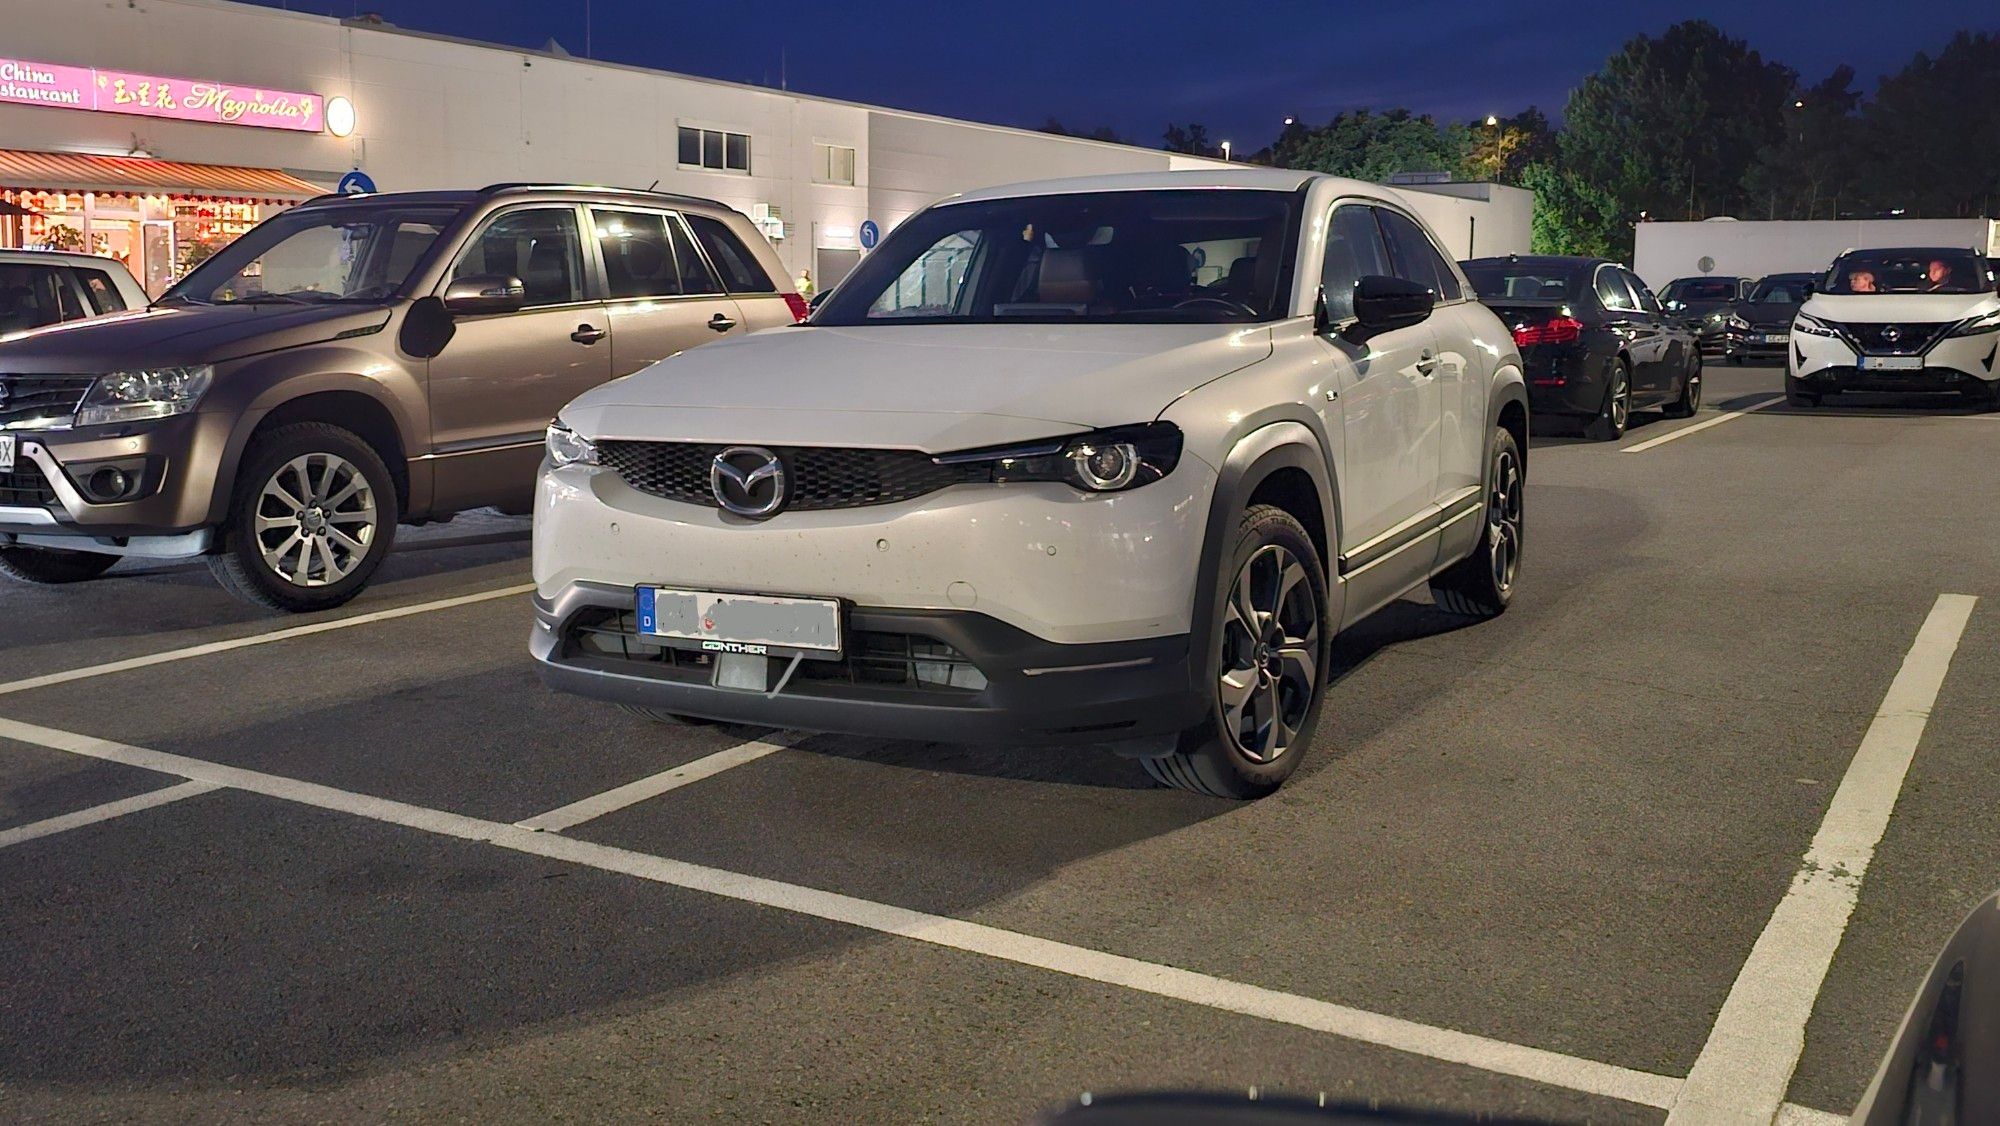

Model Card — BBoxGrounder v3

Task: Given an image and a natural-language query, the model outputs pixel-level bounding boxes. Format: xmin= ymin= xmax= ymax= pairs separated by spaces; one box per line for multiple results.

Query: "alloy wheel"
xmin=1610 ymin=371 xmax=1631 ymax=430
xmin=253 ymin=453 xmax=377 ymax=587
xmin=1217 ymin=544 xmax=1320 ymax=764
xmin=1488 ymin=447 xmax=1524 ymax=595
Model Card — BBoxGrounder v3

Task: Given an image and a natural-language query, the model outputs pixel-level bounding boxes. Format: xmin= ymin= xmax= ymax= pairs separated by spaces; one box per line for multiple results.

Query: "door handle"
xmin=570 ymin=324 xmax=606 ymax=345
xmin=707 ymin=313 xmax=738 ymax=333
xmin=1416 ymin=350 xmax=1438 ymax=377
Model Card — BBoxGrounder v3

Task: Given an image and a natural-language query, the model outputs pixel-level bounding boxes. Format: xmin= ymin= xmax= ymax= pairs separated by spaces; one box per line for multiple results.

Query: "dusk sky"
xmin=247 ymin=0 xmax=1997 ymax=150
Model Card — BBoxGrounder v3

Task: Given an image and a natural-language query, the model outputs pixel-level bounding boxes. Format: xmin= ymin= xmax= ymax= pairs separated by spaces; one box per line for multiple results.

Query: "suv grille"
xmin=0 ymin=460 xmax=58 ymax=507
xmin=597 ymin=441 xmax=982 ymax=511
xmin=0 ymin=375 xmax=92 ymax=431
xmin=566 ymin=608 xmax=988 ymax=693
xmin=1836 ymin=322 xmax=1949 ymax=356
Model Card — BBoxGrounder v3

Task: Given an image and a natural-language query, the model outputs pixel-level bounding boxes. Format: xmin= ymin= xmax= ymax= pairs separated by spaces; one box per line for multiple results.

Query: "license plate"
xmin=0 ymin=435 xmax=12 ymax=472
xmin=1859 ymin=355 xmax=1923 ymax=371
xmin=636 ymin=587 xmax=842 ymax=658
xmin=1756 ymin=333 xmax=1788 ymax=344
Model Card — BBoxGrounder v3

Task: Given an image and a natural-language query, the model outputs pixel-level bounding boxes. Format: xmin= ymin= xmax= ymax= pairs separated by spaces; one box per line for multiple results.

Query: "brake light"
xmin=1512 ymin=316 xmax=1584 ymax=348
xmin=782 ymin=292 xmax=811 ymax=322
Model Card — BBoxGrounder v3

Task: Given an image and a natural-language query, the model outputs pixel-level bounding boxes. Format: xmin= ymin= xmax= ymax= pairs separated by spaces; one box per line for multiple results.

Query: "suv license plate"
xmin=1859 ymin=355 xmax=1923 ymax=371
xmin=0 ymin=435 xmax=13 ymax=472
xmin=636 ymin=587 xmax=842 ymax=659
xmin=1756 ymin=332 xmax=1788 ymax=344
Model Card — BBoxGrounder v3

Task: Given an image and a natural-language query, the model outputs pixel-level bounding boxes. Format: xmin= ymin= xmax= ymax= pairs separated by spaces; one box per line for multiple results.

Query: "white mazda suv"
xmin=531 ymin=170 xmax=1528 ymax=797
xmin=1789 ymin=247 xmax=2000 ymax=408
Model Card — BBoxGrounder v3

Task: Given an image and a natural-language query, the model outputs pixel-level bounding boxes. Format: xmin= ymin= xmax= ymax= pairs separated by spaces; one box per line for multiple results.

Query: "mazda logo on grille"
xmin=710 ymin=446 xmax=787 ymax=518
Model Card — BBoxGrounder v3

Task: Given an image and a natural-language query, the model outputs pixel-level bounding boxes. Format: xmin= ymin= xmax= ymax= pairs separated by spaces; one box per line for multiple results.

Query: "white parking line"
xmin=1775 ymin=1103 xmax=1849 ymax=1126
xmin=1622 ymin=396 xmax=1781 ymax=453
xmin=0 ymin=582 xmax=536 ymax=699
xmin=0 ymin=780 xmax=219 ymax=849
xmin=0 ymin=716 xmax=1680 ymax=1112
xmin=515 ymin=731 xmax=811 ymax=832
xmin=1668 ymin=593 xmax=1977 ymax=1126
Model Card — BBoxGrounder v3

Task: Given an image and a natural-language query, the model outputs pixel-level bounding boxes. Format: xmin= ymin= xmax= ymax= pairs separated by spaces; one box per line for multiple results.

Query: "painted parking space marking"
xmin=1623 ymin=396 xmax=1782 ymax=453
xmin=0 ymin=715 xmax=1682 ymax=1112
xmin=515 ymin=730 xmax=812 ymax=832
xmin=1667 ymin=593 xmax=1977 ymax=1125
xmin=0 ymin=582 xmax=535 ymax=699
xmin=0 ymin=779 xmax=219 ymax=850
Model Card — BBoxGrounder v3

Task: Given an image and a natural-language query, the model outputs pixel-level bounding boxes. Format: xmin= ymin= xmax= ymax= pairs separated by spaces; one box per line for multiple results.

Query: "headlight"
xmin=935 ymin=422 xmax=1183 ymax=494
xmin=1948 ymin=309 xmax=2000 ymax=337
xmin=545 ymin=421 xmax=598 ymax=467
xmin=75 ymin=365 xmax=212 ymax=427
xmin=1726 ymin=314 xmax=1749 ymax=330
xmin=1706 ymin=311 xmax=1726 ymax=324
xmin=1794 ymin=313 xmax=1840 ymax=338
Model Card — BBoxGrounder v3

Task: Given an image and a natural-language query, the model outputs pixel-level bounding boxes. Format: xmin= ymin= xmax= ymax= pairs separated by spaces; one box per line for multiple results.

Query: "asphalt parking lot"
xmin=3 ymin=362 xmax=1997 ymax=1124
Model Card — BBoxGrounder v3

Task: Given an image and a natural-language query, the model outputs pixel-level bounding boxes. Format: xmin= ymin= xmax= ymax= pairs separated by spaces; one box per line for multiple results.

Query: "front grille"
xmin=0 ymin=375 xmax=91 ymax=430
xmin=1835 ymin=322 xmax=1949 ymax=356
xmin=598 ymin=441 xmax=982 ymax=511
xmin=565 ymin=608 xmax=988 ymax=694
xmin=0 ymin=460 xmax=58 ymax=507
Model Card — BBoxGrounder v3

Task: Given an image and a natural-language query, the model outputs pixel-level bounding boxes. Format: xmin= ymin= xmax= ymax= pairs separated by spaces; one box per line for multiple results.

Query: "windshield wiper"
xmin=219 ymin=292 xmax=317 ymax=305
xmin=152 ymin=293 xmax=211 ymax=307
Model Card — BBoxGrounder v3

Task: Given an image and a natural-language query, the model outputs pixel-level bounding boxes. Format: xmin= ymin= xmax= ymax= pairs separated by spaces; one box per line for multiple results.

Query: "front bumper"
xmin=0 ymin=413 xmax=230 ymax=556
xmin=1791 ymin=326 xmax=2000 ymax=396
xmin=1725 ymin=328 xmax=1791 ymax=358
xmin=529 ymin=584 xmax=1205 ymax=744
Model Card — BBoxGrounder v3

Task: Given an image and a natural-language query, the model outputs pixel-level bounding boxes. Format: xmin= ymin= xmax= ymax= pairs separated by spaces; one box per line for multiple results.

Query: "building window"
xmin=678 ymin=125 xmax=751 ymax=174
xmin=813 ymin=142 xmax=857 ymax=185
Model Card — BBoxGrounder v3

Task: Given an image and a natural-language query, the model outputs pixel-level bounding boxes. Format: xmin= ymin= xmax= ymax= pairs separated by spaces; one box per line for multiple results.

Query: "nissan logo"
xmin=710 ymin=446 xmax=787 ymax=518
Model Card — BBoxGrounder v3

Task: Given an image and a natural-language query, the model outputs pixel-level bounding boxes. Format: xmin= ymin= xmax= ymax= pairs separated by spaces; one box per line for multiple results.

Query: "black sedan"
xmin=1722 ymin=273 xmax=1818 ymax=364
xmin=1462 ymin=255 xmax=1703 ymax=440
xmin=1660 ymin=275 xmax=1749 ymax=353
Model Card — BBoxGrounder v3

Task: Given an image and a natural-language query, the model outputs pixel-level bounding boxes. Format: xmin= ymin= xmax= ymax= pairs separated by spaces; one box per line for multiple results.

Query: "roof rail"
xmin=477 ymin=181 xmax=710 ymax=205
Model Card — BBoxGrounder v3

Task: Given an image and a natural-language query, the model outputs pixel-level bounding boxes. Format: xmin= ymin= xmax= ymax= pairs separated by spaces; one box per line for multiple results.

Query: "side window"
xmin=592 ymin=210 xmax=686 ymax=299
xmin=1320 ymin=204 xmax=1392 ymax=323
xmin=452 ymin=208 xmax=584 ymax=307
xmin=664 ymin=217 xmax=721 ymax=296
xmin=1374 ymin=208 xmax=1443 ymax=298
xmin=73 ymin=268 xmax=123 ymax=313
xmin=52 ymin=271 xmax=88 ymax=321
xmin=1627 ymin=272 xmax=1662 ymax=314
xmin=684 ymin=214 xmax=776 ymax=293
xmin=0 ymin=265 xmax=63 ymax=331
xmin=868 ymin=230 xmax=980 ymax=319
xmin=1595 ymin=267 xmax=1636 ymax=312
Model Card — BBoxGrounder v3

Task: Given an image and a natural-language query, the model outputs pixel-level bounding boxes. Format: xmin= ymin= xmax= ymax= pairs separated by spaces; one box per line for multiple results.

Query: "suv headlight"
xmin=1948 ymin=309 xmax=2000 ymax=337
xmin=1794 ymin=312 xmax=1840 ymax=338
xmin=75 ymin=365 xmax=213 ymax=427
xmin=1726 ymin=314 xmax=1749 ymax=330
xmin=545 ymin=421 xmax=598 ymax=467
xmin=935 ymin=422 xmax=1183 ymax=494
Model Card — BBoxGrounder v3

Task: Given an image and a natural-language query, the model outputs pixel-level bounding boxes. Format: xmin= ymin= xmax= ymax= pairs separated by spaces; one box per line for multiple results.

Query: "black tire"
xmin=1140 ymin=505 xmax=1328 ymax=799
xmin=1784 ymin=376 xmax=1820 ymax=409
xmin=1585 ymin=360 xmax=1631 ymax=440
xmin=1430 ymin=428 xmax=1524 ymax=618
xmin=0 ymin=546 xmax=120 ymax=585
xmin=617 ymin=704 xmax=714 ymax=726
xmin=207 ymin=422 xmax=399 ymax=613
xmin=1661 ymin=353 xmax=1703 ymax=418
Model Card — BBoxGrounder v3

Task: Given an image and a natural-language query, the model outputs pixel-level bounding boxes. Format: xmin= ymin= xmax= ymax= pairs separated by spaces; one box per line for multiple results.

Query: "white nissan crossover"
xmin=1789 ymin=247 xmax=2000 ymax=408
xmin=532 ymin=170 xmax=1528 ymax=798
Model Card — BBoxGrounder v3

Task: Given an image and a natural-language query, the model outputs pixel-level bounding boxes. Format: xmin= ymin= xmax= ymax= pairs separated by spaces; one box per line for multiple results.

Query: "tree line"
xmin=1045 ymin=23 xmax=2000 ymax=261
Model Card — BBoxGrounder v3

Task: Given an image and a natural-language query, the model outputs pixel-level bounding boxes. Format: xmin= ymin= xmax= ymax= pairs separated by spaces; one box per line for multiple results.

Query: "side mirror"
xmin=1348 ymin=275 xmax=1435 ymax=339
xmin=442 ymin=274 xmax=526 ymax=316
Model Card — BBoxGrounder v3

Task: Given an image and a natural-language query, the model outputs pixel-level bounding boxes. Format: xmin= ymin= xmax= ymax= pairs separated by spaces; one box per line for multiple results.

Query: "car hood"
xmin=561 ymin=322 xmax=1274 ymax=452
xmin=1800 ymin=292 xmax=2000 ymax=324
xmin=0 ymin=303 xmax=393 ymax=372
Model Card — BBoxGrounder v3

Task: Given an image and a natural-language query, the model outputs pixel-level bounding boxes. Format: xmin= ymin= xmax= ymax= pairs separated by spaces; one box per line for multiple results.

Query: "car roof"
xmin=1463 ymin=255 xmax=1608 ymax=269
xmin=1837 ymin=246 xmax=1983 ymax=257
xmin=944 ymin=168 xmax=1333 ymax=204
xmin=291 ymin=184 xmax=733 ymax=214
xmin=0 ymin=248 xmax=130 ymax=267
xmin=1754 ymin=272 xmax=1819 ymax=281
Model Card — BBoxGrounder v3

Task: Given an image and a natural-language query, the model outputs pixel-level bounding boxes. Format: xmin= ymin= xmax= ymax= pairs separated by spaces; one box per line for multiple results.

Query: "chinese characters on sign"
xmin=0 ymin=58 xmax=325 ymax=132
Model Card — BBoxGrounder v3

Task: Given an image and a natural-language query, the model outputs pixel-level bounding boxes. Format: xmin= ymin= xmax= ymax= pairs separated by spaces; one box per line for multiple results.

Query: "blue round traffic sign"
xmin=858 ymin=220 xmax=880 ymax=250
xmin=337 ymin=170 xmax=377 ymax=195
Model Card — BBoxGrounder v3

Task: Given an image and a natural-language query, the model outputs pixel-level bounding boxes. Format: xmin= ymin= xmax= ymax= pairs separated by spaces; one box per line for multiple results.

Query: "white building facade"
xmin=0 ymin=0 xmax=1528 ymax=297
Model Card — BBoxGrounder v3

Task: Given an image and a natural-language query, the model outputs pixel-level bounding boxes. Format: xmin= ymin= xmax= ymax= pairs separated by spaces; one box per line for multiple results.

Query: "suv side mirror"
xmin=442 ymin=274 xmax=526 ymax=316
xmin=1348 ymin=275 xmax=1435 ymax=338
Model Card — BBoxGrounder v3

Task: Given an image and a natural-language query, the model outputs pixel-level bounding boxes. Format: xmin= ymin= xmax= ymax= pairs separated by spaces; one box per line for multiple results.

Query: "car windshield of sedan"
xmin=1459 ymin=264 xmax=1579 ymax=301
xmin=162 ymin=205 xmax=460 ymax=306
xmin=1824 ymin=251 xmax=1993 ymax=295
xmin=1747 ymin=278 xmax=1813 ymax=304
xmin=1662 ymin=278 xmax=1738 ymax=303
xmin=812 ymin=189 xmax=1300 ymax=325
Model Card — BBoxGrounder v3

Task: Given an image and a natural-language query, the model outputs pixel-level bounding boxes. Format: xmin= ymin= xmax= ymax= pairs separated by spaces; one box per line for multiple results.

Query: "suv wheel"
xmin=1142 ymin=505 xmax=1327 ymax=799
xmin=1662 ymin=354 xmax=1702 ymax=418
xmin=0 ymin=546 xmax=120 ymax=585
xmin=1586 ymin=360 xmax=1631 ymax=440
xmin=1430 ymin=428 xmax=1524 ymax=618
xmin=207 ymin=422 xmax=399 ymax=613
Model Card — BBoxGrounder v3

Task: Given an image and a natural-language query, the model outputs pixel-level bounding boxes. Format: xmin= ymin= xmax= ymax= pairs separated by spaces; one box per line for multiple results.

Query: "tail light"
xmin=782 ymin=292 xmax=811 ymax=322
xmin=1512 ymin=316 xmax=1584 ymax=348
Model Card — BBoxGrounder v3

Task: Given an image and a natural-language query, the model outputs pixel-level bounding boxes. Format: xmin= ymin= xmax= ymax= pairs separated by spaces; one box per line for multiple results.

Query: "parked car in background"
xmin=1788 ymin=247 xmax=2000 ymax=408
xmin=0 ymin=249 xmax=147 ymax=335
xmin=0 ymin=184 xmax=802 ymax=611
xmin=1462 ymin=254 xmax=1701 ymax=440
xmin=534 ymin=170 xmax=1530 ymax=799
xmin=1659 ymin=274 xmax=1748 ymax=353
xmin=1723 ymin=272 xmax=1819 ymax=364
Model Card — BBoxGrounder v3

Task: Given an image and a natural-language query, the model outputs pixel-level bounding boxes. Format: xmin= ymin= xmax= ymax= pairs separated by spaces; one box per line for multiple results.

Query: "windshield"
xmin=1461 ymin=263 xmax=1581 ymax=301
xmin=1662 ymin=278 xmax=1738 ymax=304
xmin=1824 ymin=251 xmax=1993 ymax=296
xmin=1747 ymin=277 xmax=1813 ymax=305
xmin=164 ymin=204 xmax=461 ymax=306
xmin=812 ymin=189 xmax=1300 ymax=326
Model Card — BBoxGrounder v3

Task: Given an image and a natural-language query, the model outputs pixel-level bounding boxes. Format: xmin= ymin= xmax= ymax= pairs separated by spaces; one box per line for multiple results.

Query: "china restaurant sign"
xmin=0 ymin=58 xmax=324 ymax=132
